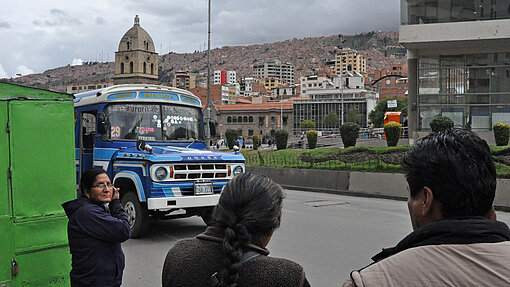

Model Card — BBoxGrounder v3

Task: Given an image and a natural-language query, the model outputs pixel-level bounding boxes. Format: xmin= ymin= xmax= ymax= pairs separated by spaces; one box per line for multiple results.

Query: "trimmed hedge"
xmin=225 ymin=129 xmax=238 ymax=149
xmin=384 ymin=122 xmax=402 ymax=147
xmin=275 ymin=130 xmax=289 ymax=150
xmin=252 ymin=135 xmax=260 ymax=150
xmin=340 ymin=122 xmax=360 ymax=148
xmin=494 ymin=123 xmax=510 ymax=146
xmin=430 ymin=116 xmax=454 ymax=132
xmin=306 ymin=130 xmax=318 ymax=149
xmin=301 ymin=120 xmax=316 ymax=129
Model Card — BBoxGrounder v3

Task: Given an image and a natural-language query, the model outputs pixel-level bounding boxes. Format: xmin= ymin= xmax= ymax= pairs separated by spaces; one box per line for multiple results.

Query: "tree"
xmin=301 ymin=120 xmax=316 ymax=129
xmin=368 ymin=96 xmax=408 ymax=128
xmin=323 ymin=113 xmax=339 ymax=128
xmin=345 ymin=108 xmax=362 ymax=125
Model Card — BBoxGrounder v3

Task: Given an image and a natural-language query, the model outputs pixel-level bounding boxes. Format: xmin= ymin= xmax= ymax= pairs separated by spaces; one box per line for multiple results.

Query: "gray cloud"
xmin=2 ymin=0 xmax=400 ymax=76
xmin=33 ymin=8 xmax=82 ymax=27
xmin=0 ymin=20 xmax=11 ymax=28
xmin=95 ymin=17 xmax=108 ymax=25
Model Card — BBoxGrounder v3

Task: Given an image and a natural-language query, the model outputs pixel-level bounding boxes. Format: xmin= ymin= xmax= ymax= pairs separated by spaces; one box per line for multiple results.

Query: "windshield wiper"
xmin=186 ymin=138 xmax=196 ymax=148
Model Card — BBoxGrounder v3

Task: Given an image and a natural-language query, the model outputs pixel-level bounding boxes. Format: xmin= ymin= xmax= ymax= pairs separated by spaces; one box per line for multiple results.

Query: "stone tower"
xmin=113 ymin=15 xmax=159 ymax=84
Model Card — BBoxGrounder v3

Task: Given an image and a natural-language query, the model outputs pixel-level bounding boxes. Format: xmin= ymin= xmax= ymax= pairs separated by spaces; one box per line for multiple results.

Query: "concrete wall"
xmin=247 ymin=166 xmax=510 ymax=210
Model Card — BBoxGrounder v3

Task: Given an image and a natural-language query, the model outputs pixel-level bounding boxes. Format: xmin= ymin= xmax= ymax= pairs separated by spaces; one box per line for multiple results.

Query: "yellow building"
xmin=262 ymin=77 xmax=286 ymax=93
xmin=172 ymin=71 xmax=196 ymax=90
xmin=334 ymin=48 xmax=366 ymax=75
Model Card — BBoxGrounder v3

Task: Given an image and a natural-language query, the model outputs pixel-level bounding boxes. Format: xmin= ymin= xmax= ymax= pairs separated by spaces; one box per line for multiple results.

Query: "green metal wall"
xmin=0 ymin=82 xmax=75 ymax=286
xmin=0 ymin=101 xmax=13 ymax=286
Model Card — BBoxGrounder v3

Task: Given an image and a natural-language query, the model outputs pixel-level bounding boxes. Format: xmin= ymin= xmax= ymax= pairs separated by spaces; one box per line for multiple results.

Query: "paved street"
xmin=122 ymin=189 xmax=510 ymax=287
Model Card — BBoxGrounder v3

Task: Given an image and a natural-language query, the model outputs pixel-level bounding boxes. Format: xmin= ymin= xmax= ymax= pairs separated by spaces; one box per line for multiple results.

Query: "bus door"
xmin=77 ymin=110 xmax=97 ymax=184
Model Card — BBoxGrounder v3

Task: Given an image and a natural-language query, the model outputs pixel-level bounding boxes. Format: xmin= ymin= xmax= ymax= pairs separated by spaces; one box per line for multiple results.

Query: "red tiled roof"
xmin=236 ymin=98 xmax=252 ymax=104
xmin=216 ymin=102 xmax=293 ymax=111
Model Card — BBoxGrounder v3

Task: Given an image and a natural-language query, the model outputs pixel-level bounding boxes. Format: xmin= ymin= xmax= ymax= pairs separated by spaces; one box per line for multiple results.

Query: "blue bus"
xmin=74 ymin=84 xmax=245 ymax=238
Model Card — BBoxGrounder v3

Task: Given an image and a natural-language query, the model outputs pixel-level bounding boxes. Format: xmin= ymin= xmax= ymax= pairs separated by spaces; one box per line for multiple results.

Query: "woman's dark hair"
xmin=402 ymin=129 xmax=496 ymax=218
xmin=212 ymin=173 xmax=284 ymax=287
xmin=80 ymin=167 xmax=107 ymax=196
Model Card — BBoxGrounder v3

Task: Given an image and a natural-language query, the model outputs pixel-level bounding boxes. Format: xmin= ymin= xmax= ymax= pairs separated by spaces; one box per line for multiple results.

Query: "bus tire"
xmin=121 ymin=192 xmax=149 ymax=238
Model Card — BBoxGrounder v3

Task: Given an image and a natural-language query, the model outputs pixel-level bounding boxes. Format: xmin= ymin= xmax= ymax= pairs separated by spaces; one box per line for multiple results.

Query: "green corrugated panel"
xmin=13 ymin=217 xmax=69 ymax=254
xmin=13 ymin=247 xmax=71 ymax=286
xmin=0 ymin=102 xmax=13 ymax=284
xmin=0 ymin=217 xmax=13 ymax=285
xmin=0 ymin=82 xmax=72 ymax=101
xmin=0 ymin=102 xmax=9 ymax=216
xmin=9 ymin=101 xmax=76 ymax=219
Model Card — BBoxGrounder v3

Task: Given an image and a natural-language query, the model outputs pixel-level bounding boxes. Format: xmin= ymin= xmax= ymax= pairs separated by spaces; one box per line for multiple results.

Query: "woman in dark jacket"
xmin=62 ymin=167 xmax=131 ymax=287
xmin=162 ymin=173 xmax=311 ymax=287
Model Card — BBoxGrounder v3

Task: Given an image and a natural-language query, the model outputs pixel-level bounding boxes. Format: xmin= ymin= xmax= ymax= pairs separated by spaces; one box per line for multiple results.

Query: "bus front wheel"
xmin=121 ymin=192 xmax=149 ymax=238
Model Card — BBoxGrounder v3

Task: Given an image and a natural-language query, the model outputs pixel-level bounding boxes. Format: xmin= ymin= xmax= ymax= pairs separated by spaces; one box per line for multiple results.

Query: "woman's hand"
xmin=113 ymin=187 xmax=120 ymax=199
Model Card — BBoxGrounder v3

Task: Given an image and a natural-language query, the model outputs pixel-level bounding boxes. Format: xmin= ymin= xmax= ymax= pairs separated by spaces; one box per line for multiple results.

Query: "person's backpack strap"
xmin=208 ymin=251 xmax=262 ymax=286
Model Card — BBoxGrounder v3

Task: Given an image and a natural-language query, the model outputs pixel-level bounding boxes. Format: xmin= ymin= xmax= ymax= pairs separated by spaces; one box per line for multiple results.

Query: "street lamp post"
xmin=205 ymin=0 xmax=211 ymax=148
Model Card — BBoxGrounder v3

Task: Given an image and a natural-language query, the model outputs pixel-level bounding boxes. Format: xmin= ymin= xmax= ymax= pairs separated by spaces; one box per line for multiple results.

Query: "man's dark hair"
xmin=80 ymin=167 xmax=108 ymax=196
xmin=212 ymin=173 xmax=284 ymax=287
xmin=402 ymin=129 xmax=496 ymax=218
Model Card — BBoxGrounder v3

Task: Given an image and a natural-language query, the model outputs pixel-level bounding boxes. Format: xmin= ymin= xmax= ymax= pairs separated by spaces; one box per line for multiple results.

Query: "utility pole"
xmin=205 ymin=0 xmax=211 ymax=148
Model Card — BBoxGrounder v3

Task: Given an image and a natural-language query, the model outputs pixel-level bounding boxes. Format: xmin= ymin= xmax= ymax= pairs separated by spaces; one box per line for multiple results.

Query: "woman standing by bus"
xmin=62 ymin=168 xmax=131 ymax=287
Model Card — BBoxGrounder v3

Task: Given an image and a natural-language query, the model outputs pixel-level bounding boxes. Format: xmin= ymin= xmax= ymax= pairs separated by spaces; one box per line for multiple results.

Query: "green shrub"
xmin=225 ymin=129 xmax=238 ymax=149
xmin=275 ymin=130 xmax=289 ymax=150
xmin=252 ymin=135 xmax=260 ymax=150
xmin=340 ymin=122 xmax=360 ymax=148
xmin=301 ymin=120 xmax=316 ymax=129
xmin=493 ymin=123 xmax=510 ymax=146
xmin=384 ymin=122 xmax=402 ymax=147
xmin=306 ymin=130 xmax=318 ymax=149
xmin=430 ymin=116 xmax=454 ymax=132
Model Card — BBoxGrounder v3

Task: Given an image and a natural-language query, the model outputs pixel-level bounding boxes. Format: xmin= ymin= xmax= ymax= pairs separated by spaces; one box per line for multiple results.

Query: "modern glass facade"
xmin=293 ymin=98 xmax=370 ymax=133
xmin=417 ymin=53 xmax=510 ymax=130
xmin=401 ymin=0 xmax=510 ymax=25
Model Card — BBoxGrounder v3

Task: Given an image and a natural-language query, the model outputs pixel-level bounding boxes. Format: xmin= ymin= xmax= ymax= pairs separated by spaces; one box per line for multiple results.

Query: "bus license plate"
xmin=194 ymin=182 xmax=213 ymax=195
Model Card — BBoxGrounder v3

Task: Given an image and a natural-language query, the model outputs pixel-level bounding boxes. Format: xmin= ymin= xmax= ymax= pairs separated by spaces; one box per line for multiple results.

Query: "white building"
xmin=253 ymin=60 xmax=295 ymax=85
xmin=293 ymin=72 xmax=377 ymax=132
xmin=214 ymin=70 xmax=237 ymax=85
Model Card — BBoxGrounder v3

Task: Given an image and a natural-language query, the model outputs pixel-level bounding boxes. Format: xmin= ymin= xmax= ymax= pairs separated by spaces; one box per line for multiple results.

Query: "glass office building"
xmin=400 ymin=0 xmax=510 ymax=141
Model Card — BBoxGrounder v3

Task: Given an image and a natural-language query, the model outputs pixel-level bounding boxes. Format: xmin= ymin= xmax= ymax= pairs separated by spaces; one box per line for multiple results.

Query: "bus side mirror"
xmin=97 ymin=115 xmax=107 ymax=134
xmin=136 ymin=140 xmax=153 ymax=153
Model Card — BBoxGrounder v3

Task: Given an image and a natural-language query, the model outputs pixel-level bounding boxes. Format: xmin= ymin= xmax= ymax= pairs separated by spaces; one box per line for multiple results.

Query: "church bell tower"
xmin=113 ymin=15 xmax=159 ymax=84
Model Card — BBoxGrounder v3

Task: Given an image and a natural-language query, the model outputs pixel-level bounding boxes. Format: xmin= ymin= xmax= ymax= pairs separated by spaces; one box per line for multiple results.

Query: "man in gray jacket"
xmin=343 ymin=129 xmax=510 ymax=286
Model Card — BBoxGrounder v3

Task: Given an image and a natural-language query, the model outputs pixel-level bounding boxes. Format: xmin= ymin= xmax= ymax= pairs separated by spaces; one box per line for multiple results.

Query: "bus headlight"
xmin=155 ymin=167 xmax=168 ymax=180
xmin=233 ymin=166 xmax=244 ymax=176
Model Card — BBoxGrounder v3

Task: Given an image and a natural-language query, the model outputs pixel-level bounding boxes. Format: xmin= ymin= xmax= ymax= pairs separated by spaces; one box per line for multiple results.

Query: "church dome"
xmin=118 ymin=15 xmax=155 ymax=52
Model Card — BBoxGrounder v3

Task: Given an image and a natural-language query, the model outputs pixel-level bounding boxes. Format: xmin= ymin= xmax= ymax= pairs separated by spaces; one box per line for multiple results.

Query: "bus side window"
xmin=82 ymin=112 xmax=96 ymax=149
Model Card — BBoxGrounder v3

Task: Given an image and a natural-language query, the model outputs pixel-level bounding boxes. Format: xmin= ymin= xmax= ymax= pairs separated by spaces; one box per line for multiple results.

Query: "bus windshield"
xmin=103 ymin=103 xmax=204 ymax=142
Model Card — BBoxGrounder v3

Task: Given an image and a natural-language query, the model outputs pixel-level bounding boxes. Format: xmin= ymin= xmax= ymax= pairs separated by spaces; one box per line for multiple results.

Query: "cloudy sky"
xmin=0 ymin=0 xmax=400 ymax=79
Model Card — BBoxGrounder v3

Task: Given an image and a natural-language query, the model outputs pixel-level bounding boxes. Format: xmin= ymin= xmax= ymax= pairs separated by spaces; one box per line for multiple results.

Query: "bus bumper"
xmin=147 ymin=194 xmax=220 ymax=210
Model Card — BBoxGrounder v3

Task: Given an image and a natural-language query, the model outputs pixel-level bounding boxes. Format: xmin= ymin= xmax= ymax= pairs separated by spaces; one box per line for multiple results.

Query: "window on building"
xmin=238 ymin=116 xmax=242 ymax=122
xmin=121 ymin=63 xmax=125 ymax=74
xmin=283 ymin=116 xmax=288 ymax=126
xmin=227 ymin=116 xmax=232 ymax=123
xmin=259 ymin=116 xmax=264 ymax=126
xmin=243 ymin=116 xmax=248 ymax=122
xmin=143 ymin=62 xmax=147 ymax=74
xmin=249 ymin=116 xmax=253 ymax=122
xmin=248 ymin=129 xmax=254 ymax=136
xmin=130 ymin=62 xmax=133 ymax=73
xmin=151 ymin=63 xmax=154 ymax=75
xmin=271 ymin=116 xmax=276 ymax=124
xmin=233 ymin=117 xmax=237 ymax=123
